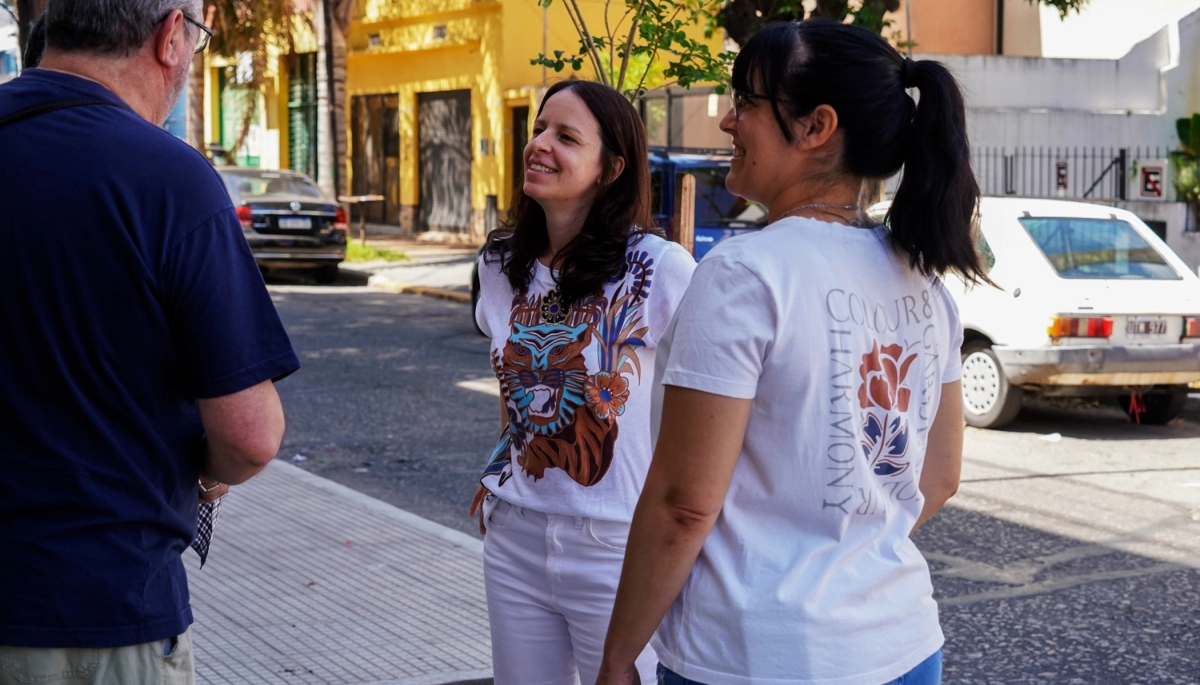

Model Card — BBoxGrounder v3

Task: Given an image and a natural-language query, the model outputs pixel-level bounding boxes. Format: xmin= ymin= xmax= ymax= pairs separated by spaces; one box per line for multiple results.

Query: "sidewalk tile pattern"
xmin=185 ymin=461 xmax=491 ymax=685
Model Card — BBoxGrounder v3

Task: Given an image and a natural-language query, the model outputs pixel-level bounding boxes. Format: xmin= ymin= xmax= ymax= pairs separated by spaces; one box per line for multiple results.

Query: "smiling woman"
xmin=484 ymin=80 xmax=661 ymax=307
xmin=468 ymin=80 xmax=697 ymax=685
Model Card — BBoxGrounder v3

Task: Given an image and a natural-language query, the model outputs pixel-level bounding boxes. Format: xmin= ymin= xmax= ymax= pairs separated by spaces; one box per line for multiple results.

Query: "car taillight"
xmin=1048 ymin=316 xmax=1113 ymax=339
xmin=1186 ymin=317 xmax=1200 ymax=338
xmin=236 ymin=205 xmax=253 ymax=231
xmin=334 ymin=208 xmax=348 ymax=231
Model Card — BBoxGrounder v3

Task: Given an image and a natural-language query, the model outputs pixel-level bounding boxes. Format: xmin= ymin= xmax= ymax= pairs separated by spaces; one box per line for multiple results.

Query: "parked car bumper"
xmin=995 ymin=343 xmax=1200 ymax=387
xmin=246 ymin=236 xmax=346 ymax=270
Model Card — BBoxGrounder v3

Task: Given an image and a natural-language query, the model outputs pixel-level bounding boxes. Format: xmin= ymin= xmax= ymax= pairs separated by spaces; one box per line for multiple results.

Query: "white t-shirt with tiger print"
xmin=475 ymin=233 xmax=696 ymax=522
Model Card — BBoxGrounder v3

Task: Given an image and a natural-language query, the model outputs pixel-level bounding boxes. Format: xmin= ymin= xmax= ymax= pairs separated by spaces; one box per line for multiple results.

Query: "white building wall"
xmin=917 ymin=8 xmax=1200 ymax=151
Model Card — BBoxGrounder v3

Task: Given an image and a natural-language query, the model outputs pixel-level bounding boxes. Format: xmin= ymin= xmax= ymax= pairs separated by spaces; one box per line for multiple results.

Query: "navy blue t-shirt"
xmin=0 ymin=70 xmax=301 ymax=648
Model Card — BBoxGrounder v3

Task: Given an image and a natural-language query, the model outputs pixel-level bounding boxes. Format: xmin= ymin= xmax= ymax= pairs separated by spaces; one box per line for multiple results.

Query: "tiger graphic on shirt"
xmin=483 ymin=250 xmax=655 ymax=488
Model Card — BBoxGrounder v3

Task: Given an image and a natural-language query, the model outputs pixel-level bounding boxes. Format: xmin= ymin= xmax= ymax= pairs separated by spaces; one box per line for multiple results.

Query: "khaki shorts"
xmin=0 ymin=628 xmax=193 ymax=685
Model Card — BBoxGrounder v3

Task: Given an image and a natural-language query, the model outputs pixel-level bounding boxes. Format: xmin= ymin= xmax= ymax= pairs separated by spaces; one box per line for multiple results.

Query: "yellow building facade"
xmin=198 ymin=0 xmax=722 ymax=240
xmin=346 ymin=0 xmax=724 ymax=239
xmin=200 ymin=26 xmax=321 ymax=176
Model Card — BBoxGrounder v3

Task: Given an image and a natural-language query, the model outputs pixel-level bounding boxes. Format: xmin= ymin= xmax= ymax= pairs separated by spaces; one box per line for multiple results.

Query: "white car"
xmin=874 ymin=197 xmax=1200 ymax=428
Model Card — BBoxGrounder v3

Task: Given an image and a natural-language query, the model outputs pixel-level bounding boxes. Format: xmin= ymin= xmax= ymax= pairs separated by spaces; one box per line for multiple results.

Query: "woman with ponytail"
xmin=596 ymin=19 xmax=983 ymax=685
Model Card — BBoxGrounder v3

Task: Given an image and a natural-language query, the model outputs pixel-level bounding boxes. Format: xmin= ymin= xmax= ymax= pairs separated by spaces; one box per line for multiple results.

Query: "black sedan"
xmin=217 ymin=168 xmax=348 ymax=283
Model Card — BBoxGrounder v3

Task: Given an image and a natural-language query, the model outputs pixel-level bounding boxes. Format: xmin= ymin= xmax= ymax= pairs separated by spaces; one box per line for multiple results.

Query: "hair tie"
xmin=900 ymin=58 xmax=917 ymax=88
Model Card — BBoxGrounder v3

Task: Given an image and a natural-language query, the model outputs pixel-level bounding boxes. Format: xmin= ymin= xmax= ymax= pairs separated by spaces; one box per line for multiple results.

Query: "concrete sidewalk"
xmin=339 ymin=236 xmax=477 ymax=303
xmin=185 ymin=460 xmax=491 ymax=685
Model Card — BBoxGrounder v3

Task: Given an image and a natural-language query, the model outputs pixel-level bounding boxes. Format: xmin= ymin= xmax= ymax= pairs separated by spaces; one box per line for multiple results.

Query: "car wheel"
xmin=1117 ymin=387 xmax=1188 ymax=425
xmin=960 ymin=340 xmax=1024 ymax=429
xmin=314 ymin=265 xmax=339 ymax=284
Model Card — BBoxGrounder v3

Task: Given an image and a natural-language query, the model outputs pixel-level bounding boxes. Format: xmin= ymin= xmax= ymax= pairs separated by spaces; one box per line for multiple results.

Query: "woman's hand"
xmin=594 ymin=661 xmax=641 ymax=685
xmin=467 ymin=485 xmax=488 ymax=535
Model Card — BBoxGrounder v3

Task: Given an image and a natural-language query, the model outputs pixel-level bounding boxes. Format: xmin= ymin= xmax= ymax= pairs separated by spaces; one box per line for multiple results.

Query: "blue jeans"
xmin=657 ymin=650 xmax=942 ymax=685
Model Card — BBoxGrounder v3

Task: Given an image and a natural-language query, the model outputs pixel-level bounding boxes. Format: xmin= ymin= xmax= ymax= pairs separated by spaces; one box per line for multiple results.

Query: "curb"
xmin=368 ymin=275 xmax=472 ymax=304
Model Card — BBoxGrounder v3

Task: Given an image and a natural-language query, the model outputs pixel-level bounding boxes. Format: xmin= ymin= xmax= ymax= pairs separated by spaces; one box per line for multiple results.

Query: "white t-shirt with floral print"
xmin=475 ymin=233 xmax=696 ymax=522
xmin=650 ymin=217 xmax=963 ymax=685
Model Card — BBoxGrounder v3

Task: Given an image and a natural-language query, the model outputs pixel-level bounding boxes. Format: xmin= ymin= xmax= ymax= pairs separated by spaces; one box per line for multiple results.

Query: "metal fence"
xmin=971 ymin=146 xmax=1169 ymax=201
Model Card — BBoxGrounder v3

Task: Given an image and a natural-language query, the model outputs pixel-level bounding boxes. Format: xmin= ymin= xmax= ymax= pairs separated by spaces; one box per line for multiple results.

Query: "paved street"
xmin=265 ymin=276 xmax=1200 ymax=684
xmin=268 ymin=276 xmax=495 ymax=538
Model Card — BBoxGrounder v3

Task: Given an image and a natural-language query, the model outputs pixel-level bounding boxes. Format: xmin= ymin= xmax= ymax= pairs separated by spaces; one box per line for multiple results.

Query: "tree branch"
xmin=617 ymin=0 xmax=648 ymax=93
xmin=564 ymin=0 xmax=608 ymax=85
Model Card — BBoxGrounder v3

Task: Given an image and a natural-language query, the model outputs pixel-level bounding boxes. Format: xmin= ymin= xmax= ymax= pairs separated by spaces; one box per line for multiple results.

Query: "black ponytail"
xmin=732 ymin=21 xmax=988 ymax=285
xmin=887 ymin=59 xmax=987 ymax=284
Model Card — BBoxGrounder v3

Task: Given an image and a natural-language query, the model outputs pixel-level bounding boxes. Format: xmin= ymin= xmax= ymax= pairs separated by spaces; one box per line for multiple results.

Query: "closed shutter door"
xmin=417 ymin=90 xmax=472 ymax=233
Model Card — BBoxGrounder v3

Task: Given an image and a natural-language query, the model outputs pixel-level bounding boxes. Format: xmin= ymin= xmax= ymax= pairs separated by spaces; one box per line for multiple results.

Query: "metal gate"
xmin=972 ymin=146 xmax=1167 ymax=201
xmin=418 ymin=90 xmax=472 ymax=233
xmin=350 ymin=94 xmax=400 ymax=224
xmin=287 ymin=53 xmax=318 ymax=180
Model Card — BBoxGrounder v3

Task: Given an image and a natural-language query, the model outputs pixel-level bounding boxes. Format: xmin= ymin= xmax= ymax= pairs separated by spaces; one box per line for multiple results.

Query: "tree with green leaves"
xmin=532 ymin=0 xmax=736 ymax=99
xmin=186 ymin=0 xmax=350 ymax=196
xmin=1171 ymin=114 xmax=1200 ymax=204
xmin=199 ymin=0 xmax=306 ymax=160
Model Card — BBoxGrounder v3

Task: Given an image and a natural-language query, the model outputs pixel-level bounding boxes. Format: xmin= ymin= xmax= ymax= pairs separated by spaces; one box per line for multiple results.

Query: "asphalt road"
xmin=266 ymin=276 xmax=1200 ymax=685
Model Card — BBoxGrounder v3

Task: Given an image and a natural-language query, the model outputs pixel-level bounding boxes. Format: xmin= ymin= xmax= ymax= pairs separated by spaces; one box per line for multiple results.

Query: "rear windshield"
xmin=1018 ymin=217 xmax=1179 ymax=280
xmin=222 ymin=172 xmax=324 ymax=199
xmin=684 ymin=167 xmax=766 ymax=226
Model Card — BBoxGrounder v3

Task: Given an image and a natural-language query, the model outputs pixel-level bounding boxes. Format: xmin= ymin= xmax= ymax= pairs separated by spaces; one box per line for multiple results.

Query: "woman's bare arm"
xmin=912 ymin=381 xmax=963 ymax=533
xmin=596 ymin=386 xmax=751 ymax=685
xmin=467 ymin=394 xmax=509 ymax=533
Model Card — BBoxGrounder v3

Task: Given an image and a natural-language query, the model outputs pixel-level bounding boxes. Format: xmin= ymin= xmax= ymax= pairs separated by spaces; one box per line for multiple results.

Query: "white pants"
xmin=483 ymin=498 xmax=657 ymax=685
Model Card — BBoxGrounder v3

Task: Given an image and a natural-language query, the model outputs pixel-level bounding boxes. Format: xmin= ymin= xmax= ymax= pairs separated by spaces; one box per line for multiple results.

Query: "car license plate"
xmin=278 ymin=216 xmax=312 ymax=230
xmin=1126 ymin=316 xmax=1168 ymax=337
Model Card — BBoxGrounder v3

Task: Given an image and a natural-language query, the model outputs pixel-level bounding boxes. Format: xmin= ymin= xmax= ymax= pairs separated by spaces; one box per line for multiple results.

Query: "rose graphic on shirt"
xmin=858 ymin=341 xmax=918 ymax=477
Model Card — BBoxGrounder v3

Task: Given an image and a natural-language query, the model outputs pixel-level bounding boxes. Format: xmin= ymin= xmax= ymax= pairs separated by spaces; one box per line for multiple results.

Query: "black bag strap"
xmin=0 ymin=98 xmax=124 ymax=130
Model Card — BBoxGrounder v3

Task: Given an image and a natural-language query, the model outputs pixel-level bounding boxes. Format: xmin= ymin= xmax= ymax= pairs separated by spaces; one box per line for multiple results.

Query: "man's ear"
xmin=155 ymin=9 xmax=187 ymax=68
xmin=790 ymin=104 xmax=839 ymax=152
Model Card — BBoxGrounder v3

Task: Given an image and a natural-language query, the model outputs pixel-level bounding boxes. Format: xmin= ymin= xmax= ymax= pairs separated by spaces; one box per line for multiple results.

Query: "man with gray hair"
xmin=0 ymin=1 xmax=301 ymax=682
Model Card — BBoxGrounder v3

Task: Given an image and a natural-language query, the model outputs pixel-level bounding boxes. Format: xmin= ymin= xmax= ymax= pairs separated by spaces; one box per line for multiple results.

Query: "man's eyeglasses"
xmin=159 ymin=11 xmax=212 ymax=54
xmin=728 ymin=88 xmax=792 ymax=120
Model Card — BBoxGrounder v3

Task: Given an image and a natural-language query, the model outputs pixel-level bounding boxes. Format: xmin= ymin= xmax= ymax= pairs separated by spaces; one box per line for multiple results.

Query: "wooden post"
xmin=338 ymin=194 xmax=385 ymax=246
xmin=672 ymin=172 xmax=696 ymax=257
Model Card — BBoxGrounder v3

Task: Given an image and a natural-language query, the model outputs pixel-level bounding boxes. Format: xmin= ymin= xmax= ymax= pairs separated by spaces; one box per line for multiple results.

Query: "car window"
xmin=222 ymin=172 xmax=324 ymax=199
xmin=683 ymin=167 xmax=766 ymax=226
xmin=1018 ymin=217 xmax=1179 ymax=280
xmin=976 ymin=224 xmax=996 ymax=272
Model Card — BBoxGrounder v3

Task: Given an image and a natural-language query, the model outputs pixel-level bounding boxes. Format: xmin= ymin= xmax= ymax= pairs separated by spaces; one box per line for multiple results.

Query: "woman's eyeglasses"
xmin=728 ymin=88 xmax=792 ymax=120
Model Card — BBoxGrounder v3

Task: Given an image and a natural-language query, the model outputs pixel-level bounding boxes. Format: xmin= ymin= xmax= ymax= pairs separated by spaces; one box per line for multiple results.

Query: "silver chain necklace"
xmin=775 ymin=202 xmax=862 ymax=222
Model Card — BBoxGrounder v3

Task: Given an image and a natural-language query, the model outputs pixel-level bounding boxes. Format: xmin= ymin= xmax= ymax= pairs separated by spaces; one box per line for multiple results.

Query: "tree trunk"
xmin=187 ymin=53 xmax=206 ymax=152
xmin=314 ymin=0 xmax=336 ymax=198
xmin=329 ymin=23 xmax=348 ymax=198
xmin=15 ymin=0 xmax=47 ymax=59
xmin=329 ymin=0 xmax=353 ymax=198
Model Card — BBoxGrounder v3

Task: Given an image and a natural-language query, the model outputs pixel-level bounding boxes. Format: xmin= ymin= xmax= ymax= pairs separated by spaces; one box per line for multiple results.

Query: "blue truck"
xmin=648 ymin=147 xmax=767 ymax=260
